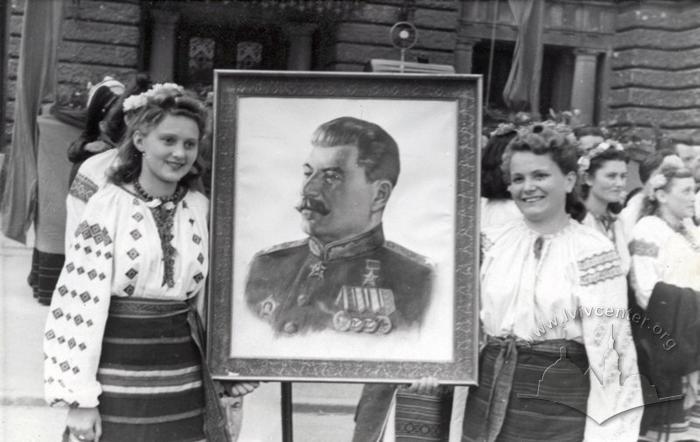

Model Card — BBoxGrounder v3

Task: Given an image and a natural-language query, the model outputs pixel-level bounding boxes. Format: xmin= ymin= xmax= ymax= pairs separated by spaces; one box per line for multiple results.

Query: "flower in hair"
xmin=536 ymin=119 xmax=575 ymax=140
xmin=122 ymin=94 xmax=148 ymax=113
xmin=122 ymin=82 xmax=185 ymax=113
xmin=148 ymin=82 xmax=184 ymax=97
xmin=577 ymin=139 xmax=624 ymax=172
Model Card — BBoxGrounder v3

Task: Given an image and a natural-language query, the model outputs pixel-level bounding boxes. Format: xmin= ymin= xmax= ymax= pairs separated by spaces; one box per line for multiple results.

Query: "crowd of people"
xmin=37 ymin=73 xmax=700 ymax=441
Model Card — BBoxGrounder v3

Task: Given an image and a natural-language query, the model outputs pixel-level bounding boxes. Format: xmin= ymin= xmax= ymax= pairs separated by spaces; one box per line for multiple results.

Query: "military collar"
xmin=309 ymin=225 xmax=385 ymax=261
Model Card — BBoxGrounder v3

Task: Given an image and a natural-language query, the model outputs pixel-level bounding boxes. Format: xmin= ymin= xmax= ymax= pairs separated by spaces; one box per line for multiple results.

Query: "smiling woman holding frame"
xmin=461 ymin=123 xmax=643 ymax=441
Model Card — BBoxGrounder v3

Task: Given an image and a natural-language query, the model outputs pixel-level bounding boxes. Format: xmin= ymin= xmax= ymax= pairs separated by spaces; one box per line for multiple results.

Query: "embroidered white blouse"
xmin=629 ymin=216 xmax=700 ymax=309
xmin=481 ymin=218 xmax=642 ymax=441
xmin=629 ymin=216 xmax=700 ymax=441
xmin=65 ymin=149 xmax=120 ymax=251
xmin=44 ymin=183 xmax=209 ymax=408
xmin=582 ymin=212 xmax=630 ymax=275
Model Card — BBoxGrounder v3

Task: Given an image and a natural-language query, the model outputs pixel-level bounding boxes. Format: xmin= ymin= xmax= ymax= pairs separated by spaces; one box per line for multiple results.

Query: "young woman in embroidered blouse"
xmin=461 ymin=125 xmax=642 ymax=441
xmin=578 ymin=139 xmax=630 ymax=273
xmin=629 ymin=164 xmax=700 ymax=442
xmin=44 ymin=86 xmax=232 ymax=441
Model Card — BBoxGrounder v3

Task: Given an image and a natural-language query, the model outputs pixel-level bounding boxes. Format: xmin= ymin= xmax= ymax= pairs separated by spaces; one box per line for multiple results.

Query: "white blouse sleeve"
xmin=64 ymin=171 xmax=97 ymax=252
xmin=44 ymin=190 xmax=118 ymax=408
xmin=628 ymin=218 xmax=664 ymax=310
xmin=575 ymin=246 xmax=643 ymax=441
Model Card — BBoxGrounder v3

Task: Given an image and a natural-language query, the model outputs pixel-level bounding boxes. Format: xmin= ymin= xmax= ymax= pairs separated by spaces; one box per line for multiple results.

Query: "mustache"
xmin=295 ymin=197 xmax=331 ymax=215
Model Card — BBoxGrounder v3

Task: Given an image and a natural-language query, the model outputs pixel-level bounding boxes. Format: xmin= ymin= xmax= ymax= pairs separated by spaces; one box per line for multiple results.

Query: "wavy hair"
xmin=311 ymin=116 xmax=400 ymax=187
xmin=640 ymin=164 xmax=693 ymax=218
xmin=109 ymin=88 xmax=207 ymax=187
xmin=502 ymin=124 xmax=586 ymax=221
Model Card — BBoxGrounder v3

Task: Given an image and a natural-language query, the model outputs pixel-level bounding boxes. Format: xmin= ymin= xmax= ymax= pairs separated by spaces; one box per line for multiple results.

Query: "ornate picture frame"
xmin=208 ymin=71 xmax=481 ymax=385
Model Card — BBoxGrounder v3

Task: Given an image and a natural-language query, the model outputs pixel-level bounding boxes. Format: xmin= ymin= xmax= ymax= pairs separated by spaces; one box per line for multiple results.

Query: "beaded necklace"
xmin=133 ymin=180 xmax=188 ymax=287
xmin=133 ymin=180 xmax=185 ymax=204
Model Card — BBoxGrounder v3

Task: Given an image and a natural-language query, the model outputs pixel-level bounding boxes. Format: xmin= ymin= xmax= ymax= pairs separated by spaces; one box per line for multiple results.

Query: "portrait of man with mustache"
xmin=243 ymin=116 xmax=434 ymax=336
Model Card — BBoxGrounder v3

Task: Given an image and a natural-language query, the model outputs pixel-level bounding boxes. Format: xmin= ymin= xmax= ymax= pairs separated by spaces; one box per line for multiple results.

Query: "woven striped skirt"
xmin=96 ymin=297 xmax=206 ymax=442
xmin=462 ymin=338 xmax=589 ymax=442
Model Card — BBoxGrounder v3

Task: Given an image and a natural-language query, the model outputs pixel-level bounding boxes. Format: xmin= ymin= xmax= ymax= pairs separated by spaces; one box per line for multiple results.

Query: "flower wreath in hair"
xmin=514 ymin=120 xmax=577 ymax=147
xmin=122 ymin=83 xmax=185 ymax=113
xmin=576 ymin=139 xmax=624 ymax=174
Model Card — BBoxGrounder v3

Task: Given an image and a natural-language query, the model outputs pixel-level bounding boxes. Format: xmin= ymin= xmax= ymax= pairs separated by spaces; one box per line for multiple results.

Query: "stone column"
xmin=287 ymin=23 xmax=317 ymax=71
xmin=570 ymin=49 xmax=599 ymax=125
xmin=595 ymin=50 xmax=612 ymax=124
xmin=454 ymin=34 xmax=480 ymax=73
xmin=149 ymin=9 xmax=180 ymax=82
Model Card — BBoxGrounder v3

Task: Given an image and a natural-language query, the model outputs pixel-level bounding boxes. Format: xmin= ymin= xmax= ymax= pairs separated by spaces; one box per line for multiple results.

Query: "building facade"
xmin=4 ymin=0 xmax=700 ymax=144
xmin=5 ymin=0 xmax=700 ymax=144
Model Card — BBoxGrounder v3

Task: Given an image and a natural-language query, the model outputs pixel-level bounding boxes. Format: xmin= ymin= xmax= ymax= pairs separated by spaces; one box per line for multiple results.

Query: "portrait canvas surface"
xmin=209 ymin=71 xmax=481 ymax=384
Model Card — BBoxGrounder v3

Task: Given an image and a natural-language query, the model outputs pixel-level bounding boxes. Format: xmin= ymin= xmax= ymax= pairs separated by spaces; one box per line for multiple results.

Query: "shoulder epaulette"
xmin=257 ymin=238 xmax=308 ymax=256
xmin=384 ymin=241 xmax=433 ymax=268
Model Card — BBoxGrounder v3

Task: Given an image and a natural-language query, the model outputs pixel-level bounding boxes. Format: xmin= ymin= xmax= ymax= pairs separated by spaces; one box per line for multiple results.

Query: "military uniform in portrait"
xmin=245 ymin=225 xmax=433 ymax=336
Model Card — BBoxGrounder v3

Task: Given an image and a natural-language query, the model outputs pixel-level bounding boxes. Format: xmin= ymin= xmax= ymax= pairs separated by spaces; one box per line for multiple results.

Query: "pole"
xmin=281 ymin=382 xmax=294 ymax=442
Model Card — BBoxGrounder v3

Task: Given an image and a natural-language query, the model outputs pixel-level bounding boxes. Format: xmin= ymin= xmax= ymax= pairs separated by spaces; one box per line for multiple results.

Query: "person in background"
xmin=44 ymin=84 xmax=254 ymax=442
xmin=480 ymin=123 xmax=521 ymax=228
xmin=673 ymin=142 xmax=700 ymax=224
xmin=25 ymin=78 xmax=125 ymax=306
xmin=578 ymin=138 xmax=630 ymax=273
xmin=64 ymin=74 xmax=153 ymax=251
xmin=674 ymin=142 xmax=700 ymax=175
xmin=629 ymin=162 xmax=700 ymax=442
xmin=66 ymin=77 xmax=125 ymax=185
xmin=619 ymin=149 xmax=684 ymax=239
xmin=462 ymin=123 xmax=642 ymax=441
xmin=574 ymin=125 xmax=605 ymax=152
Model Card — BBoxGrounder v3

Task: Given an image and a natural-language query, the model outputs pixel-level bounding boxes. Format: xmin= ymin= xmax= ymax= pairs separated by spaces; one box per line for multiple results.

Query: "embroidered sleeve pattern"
xmin=628 ymin=239 xmax=659 ymax=258
xmin=44 ymin=219 xmax=114 ymax=408
xmin=68 ymin=173 xmax=99 ymax=203
xmin=576 ymin=263 xmax=643 ymax=441
xmin=577 ymin=250 xmax=624 ymax=287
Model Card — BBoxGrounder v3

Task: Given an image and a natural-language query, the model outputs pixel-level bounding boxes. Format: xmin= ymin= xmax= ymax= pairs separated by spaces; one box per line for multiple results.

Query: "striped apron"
xmin=95 ymin=297 xmax=227 ymax=442
xmin=462 ymin=337 xmax=590 ymax=442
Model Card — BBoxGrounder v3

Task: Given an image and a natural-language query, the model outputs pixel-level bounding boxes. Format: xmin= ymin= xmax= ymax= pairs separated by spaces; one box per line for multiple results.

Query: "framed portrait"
xmin=208 ymin=71 xmax=481 ymax=385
